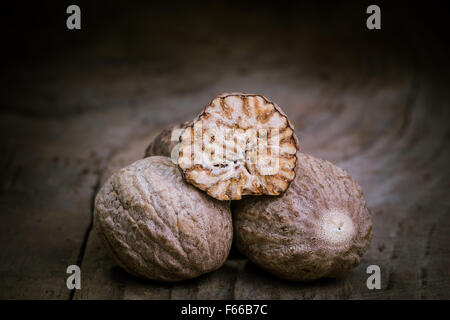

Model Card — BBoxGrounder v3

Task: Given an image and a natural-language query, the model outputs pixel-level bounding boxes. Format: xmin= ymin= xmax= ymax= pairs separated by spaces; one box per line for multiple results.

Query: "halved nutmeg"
xmin=178 ymin=93 xmax=299 ymax=200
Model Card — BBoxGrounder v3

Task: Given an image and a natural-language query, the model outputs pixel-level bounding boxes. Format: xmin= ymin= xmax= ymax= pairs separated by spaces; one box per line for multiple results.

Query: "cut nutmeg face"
xmin=94 ymin=156 xmax=233 ymax=282
xmin=232 ymin=152 xmax=372 ymax=281
xmin=178 ymin=93 xmax=300 ymax=200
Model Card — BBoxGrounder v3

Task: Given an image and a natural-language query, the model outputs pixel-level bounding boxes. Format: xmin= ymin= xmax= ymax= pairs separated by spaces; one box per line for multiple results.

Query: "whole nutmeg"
xmin=233 ymin=152 xmax=372 ymax=281
xmin=178 ymin=92 xmax=300 ymax=201
xmin=94 ymin=156 xmax=233 ymax=282
xmin=144 ymin=122 xmax=191 ymax=158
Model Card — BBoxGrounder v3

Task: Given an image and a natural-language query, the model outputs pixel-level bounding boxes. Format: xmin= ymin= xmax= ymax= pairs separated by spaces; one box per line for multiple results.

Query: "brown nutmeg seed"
xmin=144 ymin=122 xmax=191 ymax=158
xmin=233 ymin=152 xmax=372 ymax=281
xmin=94 ymin=156 xmax=233 ymax=282
xmin=178 ymin=93 xmax=300 ymax=201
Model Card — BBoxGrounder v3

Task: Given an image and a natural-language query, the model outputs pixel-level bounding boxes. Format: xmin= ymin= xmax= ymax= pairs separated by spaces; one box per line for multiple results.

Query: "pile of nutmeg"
xmin=94 ymin=93 xmax=372 ymax=282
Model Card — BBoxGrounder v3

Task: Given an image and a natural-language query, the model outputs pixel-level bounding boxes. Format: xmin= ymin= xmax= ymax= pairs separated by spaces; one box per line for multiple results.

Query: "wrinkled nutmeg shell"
xmin=233 ymin=152 xmax=372 ymax=281
xmin=144 ymin=122 xmax=191 ymax=158
xmin=94 ymin=156 xmax=233 ymax=282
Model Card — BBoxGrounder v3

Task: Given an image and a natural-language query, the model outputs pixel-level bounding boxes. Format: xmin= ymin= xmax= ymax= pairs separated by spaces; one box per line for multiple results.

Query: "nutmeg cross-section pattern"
xmin=178 ymin=93 xmax=300 ymax=200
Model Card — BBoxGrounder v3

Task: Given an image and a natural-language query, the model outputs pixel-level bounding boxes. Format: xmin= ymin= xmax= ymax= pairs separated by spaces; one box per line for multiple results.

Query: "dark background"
xmin=0 ymin=1 xmax=449 ymax=299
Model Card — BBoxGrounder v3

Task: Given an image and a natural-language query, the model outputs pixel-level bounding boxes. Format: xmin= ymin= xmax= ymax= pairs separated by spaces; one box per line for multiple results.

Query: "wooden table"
xmin=1 ymin=2 xmax=449 ymax=299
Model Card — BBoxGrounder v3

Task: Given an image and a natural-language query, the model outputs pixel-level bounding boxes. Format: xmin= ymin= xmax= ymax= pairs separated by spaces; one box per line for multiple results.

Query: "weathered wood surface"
xmin=0 ymin=2 xmax=449 ymax=299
